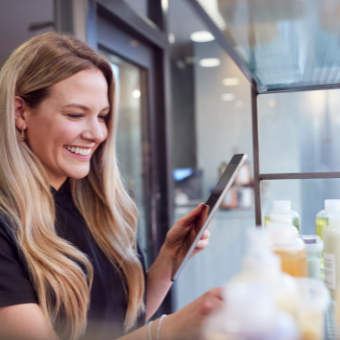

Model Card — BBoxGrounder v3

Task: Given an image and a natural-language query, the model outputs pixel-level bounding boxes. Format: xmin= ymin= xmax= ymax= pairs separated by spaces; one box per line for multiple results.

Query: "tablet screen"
xmin=171 ymin=154 xmax=247 ymax=281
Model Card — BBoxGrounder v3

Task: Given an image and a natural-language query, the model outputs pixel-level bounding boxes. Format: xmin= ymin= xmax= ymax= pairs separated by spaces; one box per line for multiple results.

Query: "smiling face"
xmin=15 ymin=68 xmax=110 ymax=190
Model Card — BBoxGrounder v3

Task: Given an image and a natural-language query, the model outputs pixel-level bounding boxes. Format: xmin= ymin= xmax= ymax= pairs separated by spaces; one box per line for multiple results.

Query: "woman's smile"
xmin=64 ymin=145 xmax=93 ymax=157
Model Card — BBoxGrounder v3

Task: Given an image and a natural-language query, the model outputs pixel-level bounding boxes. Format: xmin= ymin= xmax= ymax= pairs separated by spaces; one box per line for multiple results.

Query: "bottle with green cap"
xmin=316 ymin=200 xmax=340 ymax=280
xmin=264 ymin=201 xmax=300 ymax=233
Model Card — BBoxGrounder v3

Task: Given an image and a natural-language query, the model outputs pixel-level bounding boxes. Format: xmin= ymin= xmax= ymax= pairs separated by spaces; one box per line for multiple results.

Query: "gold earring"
xmin=21 ymin=130 xmax=25 ymax=140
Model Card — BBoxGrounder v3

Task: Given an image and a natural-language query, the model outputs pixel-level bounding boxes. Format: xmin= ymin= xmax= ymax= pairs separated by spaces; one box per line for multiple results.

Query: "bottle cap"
xmin=325 ymin=199 xmax=340 ymax=212
xmin=273 ymin=200 xmax=291 ymax=211
xmin=267 ymin=222 xmax=298 ymax=245
xmin=300 ymin=235 xmax=323 ymax=252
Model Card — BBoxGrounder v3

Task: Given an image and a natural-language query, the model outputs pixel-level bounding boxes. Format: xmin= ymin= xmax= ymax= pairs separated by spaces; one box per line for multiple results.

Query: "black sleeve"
xmin=0 ymin=217 xmax=38 ymax=307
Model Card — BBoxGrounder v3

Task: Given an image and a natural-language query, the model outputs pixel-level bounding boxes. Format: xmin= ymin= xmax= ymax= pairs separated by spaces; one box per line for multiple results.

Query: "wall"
xmin=0 ymin=0 xmax=53 ymax=69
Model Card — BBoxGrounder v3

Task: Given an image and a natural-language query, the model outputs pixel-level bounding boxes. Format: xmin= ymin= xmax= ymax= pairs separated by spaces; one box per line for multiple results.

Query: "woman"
xmin=0 ymin=32 xmax=222 ymax=340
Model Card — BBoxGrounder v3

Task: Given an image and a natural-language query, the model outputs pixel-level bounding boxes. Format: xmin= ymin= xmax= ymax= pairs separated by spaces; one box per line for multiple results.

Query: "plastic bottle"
xmin=267 ymin=222 xmax=307 ymax=277
xmin=316 ymin=199 xmax=340 ymax=239
xmin=316 ymin=200 xmax=340 ymax=280
xmin=294 ymin=278 xmax=330 ymax=340
xmin=204 ymin=282 xmax=299 ymax=340
xmin=300 ymin=235 xmax=323 ymax=280
xmin=323 ymin=216 xmax=340 ymax=299
xmin=265 ymin=200 xmax=300 ymax=232
xmin=229 ymin=227 xmax=299 ymax=314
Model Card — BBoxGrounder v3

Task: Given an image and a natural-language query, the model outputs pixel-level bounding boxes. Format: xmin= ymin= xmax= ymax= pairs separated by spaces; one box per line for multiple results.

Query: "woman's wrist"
xmin=153 ymin=314 xmax=177 ymax=340
xmin=148 ymin=244 xmax=173 ymax=283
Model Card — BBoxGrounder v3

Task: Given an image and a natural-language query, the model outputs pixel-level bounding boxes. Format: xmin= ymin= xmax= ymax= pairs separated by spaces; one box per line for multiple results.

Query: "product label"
xmin=324 ymin=253 xmax=336 ymax=290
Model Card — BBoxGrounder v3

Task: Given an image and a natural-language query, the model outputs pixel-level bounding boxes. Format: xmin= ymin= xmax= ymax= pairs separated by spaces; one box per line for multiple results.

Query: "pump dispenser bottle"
xmin=265 ymin=200 xmax=300 ymax=232
xmin=267 ymin=222 xmax=307 ymax=277
xmin=204 ymin=283 xmax=299 ymax=340
xmin=229 ymin=228 xmax=299 ymax=314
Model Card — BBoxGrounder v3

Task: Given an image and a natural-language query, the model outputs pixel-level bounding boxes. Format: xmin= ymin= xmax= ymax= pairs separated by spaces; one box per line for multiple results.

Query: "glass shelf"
xmin=198 ymin=0 xmax=340 ymax=92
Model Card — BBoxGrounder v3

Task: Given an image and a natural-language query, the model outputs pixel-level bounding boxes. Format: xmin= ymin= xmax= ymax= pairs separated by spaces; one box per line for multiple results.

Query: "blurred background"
xmin=1 ymin=0 xmax=340 ymax=315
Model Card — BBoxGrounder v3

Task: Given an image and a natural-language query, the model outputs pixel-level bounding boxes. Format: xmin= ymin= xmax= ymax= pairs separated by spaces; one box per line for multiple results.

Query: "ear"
xmin=14 ymin=96 xmax=28 ymax=131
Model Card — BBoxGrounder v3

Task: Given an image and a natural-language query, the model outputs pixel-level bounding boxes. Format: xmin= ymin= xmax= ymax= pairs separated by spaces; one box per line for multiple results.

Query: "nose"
xmin=81 ymin=117 xmax=107 ymax=143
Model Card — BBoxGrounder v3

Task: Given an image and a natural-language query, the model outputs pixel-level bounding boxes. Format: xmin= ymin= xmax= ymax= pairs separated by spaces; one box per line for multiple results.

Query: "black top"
xmin=0 ymin=179 xmax=146 ymax=339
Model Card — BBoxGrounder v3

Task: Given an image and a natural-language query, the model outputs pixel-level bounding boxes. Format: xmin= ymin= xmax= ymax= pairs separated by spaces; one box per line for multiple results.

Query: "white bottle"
xmin=229 ymin=228 xmax=299 ymax=314
xmin=323 ymin=216 xmax=340 ymax=299
xmin=265 ymin=200 xmax=300 ymax=232
xmin=204 ymin=282 xmax=299 ymax=340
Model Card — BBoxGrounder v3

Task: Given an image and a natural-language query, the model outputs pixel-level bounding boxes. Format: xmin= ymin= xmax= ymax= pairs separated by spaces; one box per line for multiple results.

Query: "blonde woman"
xmin=0 ymin=32 xmax=223 ymax=340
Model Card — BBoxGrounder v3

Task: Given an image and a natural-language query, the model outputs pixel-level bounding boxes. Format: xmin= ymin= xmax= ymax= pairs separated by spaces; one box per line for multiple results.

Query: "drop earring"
xmin=21 ymin=129 xmax=25 ymax=140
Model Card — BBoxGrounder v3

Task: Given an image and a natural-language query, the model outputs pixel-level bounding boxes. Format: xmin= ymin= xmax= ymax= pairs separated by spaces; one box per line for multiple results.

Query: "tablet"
xmin=171 ymin=154 xmax=247 ymax=281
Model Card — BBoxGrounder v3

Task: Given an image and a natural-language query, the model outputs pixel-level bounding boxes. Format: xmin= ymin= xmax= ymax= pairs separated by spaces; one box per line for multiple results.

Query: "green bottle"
xmin=316 ymin=200 xmax=340 ymax=280
xmin=264 ymin=201 xmax=300 ymax=233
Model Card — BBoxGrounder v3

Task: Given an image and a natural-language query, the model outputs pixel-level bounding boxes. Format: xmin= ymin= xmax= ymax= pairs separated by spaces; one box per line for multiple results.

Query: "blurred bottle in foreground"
xmin=229 ymin=227 xmax=299 ymax=314
xmin=204 ymin=283 xmax=299 ymax=340
xmin=294 ymin=278 xmax=330 ymax=340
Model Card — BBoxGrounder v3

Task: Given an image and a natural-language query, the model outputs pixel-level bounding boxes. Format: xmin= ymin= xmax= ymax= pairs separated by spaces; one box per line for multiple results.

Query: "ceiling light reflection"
xmin=133 ymin=90 xmax=141 ymax=98
xmin=190 ymin=31 xmax=215 ymax=42
xmin=268 ymin=100 xmax=276 ymax=107
xmin=199 ymin=58 xmax=220 ymax=67
xmin=221 ymin=93 xmax=235 ymax=101
xmin=168 ymin=33 xmax=175 ymax=44
xmin=223 ymin=78 xmax=240 ymax=86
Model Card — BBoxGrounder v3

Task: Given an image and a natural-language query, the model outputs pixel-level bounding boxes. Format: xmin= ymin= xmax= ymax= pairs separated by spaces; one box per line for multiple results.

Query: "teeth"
xmin=66 ymin=146 xmax=91 ymax=156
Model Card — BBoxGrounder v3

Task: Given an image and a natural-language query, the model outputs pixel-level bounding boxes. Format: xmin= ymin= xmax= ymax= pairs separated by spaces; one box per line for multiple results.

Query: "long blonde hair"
xmin=0 ymin=32 xmax=144 ymax=339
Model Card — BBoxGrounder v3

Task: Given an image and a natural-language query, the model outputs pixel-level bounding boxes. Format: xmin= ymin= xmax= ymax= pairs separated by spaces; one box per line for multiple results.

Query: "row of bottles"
xmin=204 ymin=228 xmax=330 ymax=340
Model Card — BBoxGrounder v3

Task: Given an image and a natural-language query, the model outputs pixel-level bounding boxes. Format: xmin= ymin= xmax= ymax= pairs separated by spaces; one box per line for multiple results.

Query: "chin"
xmin=65 ymin=168 xmax=90 ymax=180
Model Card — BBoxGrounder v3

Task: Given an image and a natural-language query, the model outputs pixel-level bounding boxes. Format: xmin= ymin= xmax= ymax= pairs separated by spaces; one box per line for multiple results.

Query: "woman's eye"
xmin=99 ymin=115 xmax=110 ymax=121
xmin=68 ymin=114 xmax=84 ymax=119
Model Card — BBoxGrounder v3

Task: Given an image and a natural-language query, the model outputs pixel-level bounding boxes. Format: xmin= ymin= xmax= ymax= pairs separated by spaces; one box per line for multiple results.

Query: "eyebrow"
xmin=61 ymin=104 xmax=110 ymax=111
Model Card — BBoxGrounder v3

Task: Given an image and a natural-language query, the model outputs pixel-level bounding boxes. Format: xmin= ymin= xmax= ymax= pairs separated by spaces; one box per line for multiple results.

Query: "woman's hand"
xmin=118 ymin=288 xmax=224 ymax=340
xmin=145 ymin=204 xmax=211 ymax=320
xmin=161 ymin=287 xmax=224 ymax=340
xmin=164 ymin=203 xmax=211 ymax=260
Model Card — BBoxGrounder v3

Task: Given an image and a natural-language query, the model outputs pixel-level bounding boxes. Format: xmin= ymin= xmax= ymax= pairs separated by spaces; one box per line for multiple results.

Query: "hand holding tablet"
xmin=171 ymin=154 xmax=247 ymax=281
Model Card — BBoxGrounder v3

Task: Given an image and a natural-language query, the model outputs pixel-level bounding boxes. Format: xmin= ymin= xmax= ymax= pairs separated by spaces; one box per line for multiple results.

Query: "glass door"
xmin=99 ymin=49 xmax=151 ymax=266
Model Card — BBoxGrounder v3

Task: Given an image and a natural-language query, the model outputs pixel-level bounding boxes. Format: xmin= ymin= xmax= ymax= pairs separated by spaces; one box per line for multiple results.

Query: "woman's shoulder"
xmin=0 ymin=211 xmax=17 ymax=244
xmin=0 ymin=211 xmax=38 ymax=307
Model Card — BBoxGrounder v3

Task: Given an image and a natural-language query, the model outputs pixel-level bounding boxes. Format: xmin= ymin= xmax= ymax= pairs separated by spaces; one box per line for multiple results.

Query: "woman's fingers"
xmin=200 ymin=229 xmax=210 ymax=240
xmin=195 ymin=239 xmax=209 ymax=251
xmin=177 ymin=203 xmax=208 ymax=227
